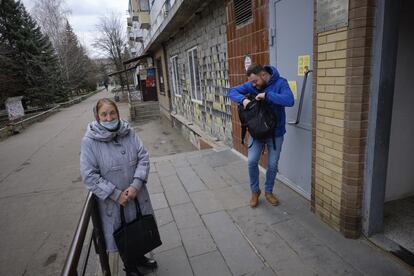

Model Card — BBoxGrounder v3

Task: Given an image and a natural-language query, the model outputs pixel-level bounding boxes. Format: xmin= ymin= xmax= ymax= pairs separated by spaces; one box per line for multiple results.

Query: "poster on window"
xmin=5 ymin=96 xmax=25 ymax=121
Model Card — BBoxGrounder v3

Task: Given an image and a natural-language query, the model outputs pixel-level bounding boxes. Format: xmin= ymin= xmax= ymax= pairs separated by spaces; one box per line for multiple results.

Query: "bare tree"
xmin=32 ymin=0 xmax=69 ymax=60
xmin=93 ymin=12 xmax=128 ymax=89
xmin=31 ymin=1 xmax=96 ymax=96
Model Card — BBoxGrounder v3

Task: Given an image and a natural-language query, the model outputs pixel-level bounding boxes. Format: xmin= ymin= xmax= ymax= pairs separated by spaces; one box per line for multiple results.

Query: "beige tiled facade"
xmin=314 ymin=27 xmax=348 ymax=231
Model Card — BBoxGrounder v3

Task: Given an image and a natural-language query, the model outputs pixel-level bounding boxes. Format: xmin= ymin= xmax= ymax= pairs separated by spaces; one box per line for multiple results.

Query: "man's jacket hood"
xmin=265 ymin=66 xmax=280 ymax=87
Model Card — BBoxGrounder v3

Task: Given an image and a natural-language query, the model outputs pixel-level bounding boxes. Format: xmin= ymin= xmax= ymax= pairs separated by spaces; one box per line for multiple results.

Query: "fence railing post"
xmin=91 ymin=197 xmax=112 ymax=276
xmin=61 ymin=192 xmax=112 ymax=276
xmin=61 ymin=192 xmax=93 ymax=276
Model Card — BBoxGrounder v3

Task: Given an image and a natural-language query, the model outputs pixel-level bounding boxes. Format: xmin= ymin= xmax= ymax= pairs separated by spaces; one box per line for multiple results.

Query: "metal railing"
xmin=61 ymin=192 xmax=111 ymax=276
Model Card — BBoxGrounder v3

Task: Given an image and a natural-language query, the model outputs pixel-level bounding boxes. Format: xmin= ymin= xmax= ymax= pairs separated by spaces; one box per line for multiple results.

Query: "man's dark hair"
xmin=246 ymin=64 xmax=266 ymax=76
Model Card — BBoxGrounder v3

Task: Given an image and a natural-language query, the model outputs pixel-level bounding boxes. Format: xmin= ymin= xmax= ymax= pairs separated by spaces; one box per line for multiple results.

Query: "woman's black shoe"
xmin=137 ymin=256 xmax=158 ymax=269
xmin=123 ymin=267 xmax=143 ymax=276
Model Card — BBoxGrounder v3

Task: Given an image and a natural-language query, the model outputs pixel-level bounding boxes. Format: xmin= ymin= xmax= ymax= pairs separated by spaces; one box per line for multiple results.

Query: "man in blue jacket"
xmin=228 ymin=64 xmax=294 ymax=208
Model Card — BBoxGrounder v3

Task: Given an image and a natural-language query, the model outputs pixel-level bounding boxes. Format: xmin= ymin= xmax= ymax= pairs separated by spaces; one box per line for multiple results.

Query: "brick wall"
xmin=165 ymin=0 xmax=232 ymax=145
xmin=227 ymin=0 xmax=270 ymax=164
xmin=314 ymin=27 xmax=348 ymax=231
xmin=313 ymin=0 xmax=375 ymax=237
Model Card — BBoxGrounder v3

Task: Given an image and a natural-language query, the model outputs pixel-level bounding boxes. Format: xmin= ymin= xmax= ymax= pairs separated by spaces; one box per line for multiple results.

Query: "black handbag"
xmin=113 ymin=199 xmax=162 ymax=266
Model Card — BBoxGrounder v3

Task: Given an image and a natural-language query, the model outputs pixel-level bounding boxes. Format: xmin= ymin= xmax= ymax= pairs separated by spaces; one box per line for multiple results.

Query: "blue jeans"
xmin=247 ymin=135 xmax=284 ymax=193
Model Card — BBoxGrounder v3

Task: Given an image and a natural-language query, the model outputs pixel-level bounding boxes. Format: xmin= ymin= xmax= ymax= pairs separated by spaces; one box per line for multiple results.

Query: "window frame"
xmin=187 ymin=46 xmax=202 ymax=104
xmin=140 ymin=0 xmax=150 ymax=11
xmin=170 ymin=55 xmax=181 ymax=97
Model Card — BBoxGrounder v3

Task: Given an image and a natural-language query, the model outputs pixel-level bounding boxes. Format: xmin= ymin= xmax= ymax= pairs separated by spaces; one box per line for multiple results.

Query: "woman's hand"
xmin=124 ymin=186 xmax=138 ymax=201
xmin=117 ymin=191 xmax=129 ymax=206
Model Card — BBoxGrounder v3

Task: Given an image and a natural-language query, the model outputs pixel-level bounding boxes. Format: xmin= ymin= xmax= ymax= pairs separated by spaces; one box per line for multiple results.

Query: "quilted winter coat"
xmin=80 ymin=120 xmax=153 ymax=252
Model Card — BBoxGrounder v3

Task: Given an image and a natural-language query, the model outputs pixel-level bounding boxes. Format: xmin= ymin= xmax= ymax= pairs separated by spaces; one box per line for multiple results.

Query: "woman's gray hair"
xmin=94 ymin=98 xmax=120 ymax=121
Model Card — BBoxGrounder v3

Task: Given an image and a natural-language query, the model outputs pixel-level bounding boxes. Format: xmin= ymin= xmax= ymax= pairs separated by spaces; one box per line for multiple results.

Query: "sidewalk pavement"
xmin=109 ymin=148 xmax=412 ymax=276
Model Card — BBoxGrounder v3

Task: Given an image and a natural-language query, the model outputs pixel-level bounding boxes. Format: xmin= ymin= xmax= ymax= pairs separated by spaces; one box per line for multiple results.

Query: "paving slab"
xmin=154 ymin=222 xmax=182 ymax=254
xmin=155 ymin=161 xmax=176 ymax=178
xmin=170 ymin=155 xmax=191 ymax=168
xmin=176 ymin=166 xmax=208 ymax=193
xmin=180 ymin=225 xmax=217 ymax=257
xmin=189 ymin=190 xmax=225 ymax=215
xmin=147 ymin=172 xmax=163 ymax=194
xmin=160 ymin=174 xmax=191 ymax=206
xmin=149 ymin=162 xmax=157 ymax=173
xmin=245 ymin=267 xmax=277 ymax=276
xmin=150 ymin=193 xmax=169 ymax=210
xmin=212 ymin=185 xmax=250 ymax=210
xmin=221 ymin=161 xmax=250 ymax=185
xmin=159 ymin=173 xmax=181 ymax=189
xmin=230 ymin=208 xmax=316 ymax=276
xmin=213 ymin=166 xmax=240 ymax=186
xmin=229 ymin=205 xmax=291 ymax=230
xmin=273 ymin=219 xmax=363 ymax=276
xmin=202 ymin=149 xmax=241 ymax=168
xmin=189 ymin=250 xmax=232 ymax=276
xmin=186 ymin=155 xmax=205 ymax=166
xmin=202 ymin=211 xmax=265 ymax=275
xmin=170 ymin=202 xmax=204 ymax=229
xmin=192 ymin=164 xmax=229 ymax=190
xmin=154 ymin=246 xmax=193 ymax=276
xmin=185 ymin=149 xmax=213 ymax=157
xmin=281 ymin=209 xmax=414 ymax=276
xmin=154 ymin=207 xmax=174 ymax=227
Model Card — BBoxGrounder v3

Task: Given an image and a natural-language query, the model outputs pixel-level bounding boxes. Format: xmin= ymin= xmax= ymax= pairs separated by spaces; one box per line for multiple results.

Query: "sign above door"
xmin=316 ymin=0 xmax=349 ymax=33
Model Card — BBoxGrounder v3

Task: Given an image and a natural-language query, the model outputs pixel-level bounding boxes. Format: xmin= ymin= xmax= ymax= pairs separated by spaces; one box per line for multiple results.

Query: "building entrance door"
xmin=141 ymin=68 xmax=158 ymax=102
xmin=269 ymin=0 xmax=314 ymax=198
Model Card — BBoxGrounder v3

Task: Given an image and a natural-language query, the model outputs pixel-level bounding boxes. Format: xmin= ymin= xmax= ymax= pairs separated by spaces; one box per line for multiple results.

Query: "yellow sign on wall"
xmin=288 ymin=81 xmax=298 ymax=100
xmin=298 ymin=55 xmax=310 ymax=76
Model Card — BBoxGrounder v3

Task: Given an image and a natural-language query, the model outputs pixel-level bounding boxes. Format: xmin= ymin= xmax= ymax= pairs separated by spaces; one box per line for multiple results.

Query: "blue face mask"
xmin=100 ymin=119 xmax=119 ymax=130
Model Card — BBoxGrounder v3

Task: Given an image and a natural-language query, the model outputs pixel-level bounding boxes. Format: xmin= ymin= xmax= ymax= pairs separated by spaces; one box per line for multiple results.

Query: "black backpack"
xmin=238 ymin=99 xmax=277 ymax=149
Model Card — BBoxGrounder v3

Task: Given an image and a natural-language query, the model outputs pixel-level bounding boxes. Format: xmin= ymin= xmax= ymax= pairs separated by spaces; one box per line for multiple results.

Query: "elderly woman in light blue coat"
xmin=80 ymin=98 xmax=157 ymax=276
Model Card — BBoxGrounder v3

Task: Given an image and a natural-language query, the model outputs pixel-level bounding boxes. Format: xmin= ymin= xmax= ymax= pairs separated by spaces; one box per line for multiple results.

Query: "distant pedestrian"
xmin=104 ymin=81 xmax=108 ymax=91
xmin=227 ymin=64 xmax=294 ymax=208
xmin=80 ymin=98 xmax=157 ymax=276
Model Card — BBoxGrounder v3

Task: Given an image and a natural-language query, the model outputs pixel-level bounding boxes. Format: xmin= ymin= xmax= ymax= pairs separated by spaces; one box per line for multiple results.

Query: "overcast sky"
xmin=21 ymin=0 xmax=129 ymax=58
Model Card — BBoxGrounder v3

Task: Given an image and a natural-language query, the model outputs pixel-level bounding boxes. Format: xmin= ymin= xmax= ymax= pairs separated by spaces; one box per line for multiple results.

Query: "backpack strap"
xmin=241 ymin=125 xmax=247 ymax=145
